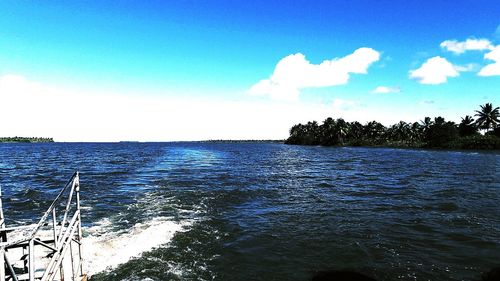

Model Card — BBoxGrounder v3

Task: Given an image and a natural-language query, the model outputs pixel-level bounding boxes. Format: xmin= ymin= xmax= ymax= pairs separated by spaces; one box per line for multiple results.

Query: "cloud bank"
xmin=371 ymin=86 xmax=400 ymax=94
xmin=478 ymin=46 xmax=500 ymax=76
xmin=439 ymin=37 xmax=500 ymax=77
xmin=0 ymin=74 xmax=343 ymax=142
xmin=440 ymin=38 xmax=494 ymax=54
xmin=1 ymin=74 xmax=463 ymax=141
xmin=409 ymin=56 xmax=462 ymax=84
xmin=248 ymin=48 xmax=380 ymax=101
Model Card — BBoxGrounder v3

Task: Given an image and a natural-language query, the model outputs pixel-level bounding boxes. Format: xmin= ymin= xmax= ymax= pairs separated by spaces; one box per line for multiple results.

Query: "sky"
xmin=0 ymin=0 xmax=499 ymax=142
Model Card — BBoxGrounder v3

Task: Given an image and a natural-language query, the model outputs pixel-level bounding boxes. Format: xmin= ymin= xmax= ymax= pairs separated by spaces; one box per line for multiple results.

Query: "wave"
xmin=83 ymin=217 xmax=191 ymax=276
xmin=3 ymin=217 xmax=190 ymax=277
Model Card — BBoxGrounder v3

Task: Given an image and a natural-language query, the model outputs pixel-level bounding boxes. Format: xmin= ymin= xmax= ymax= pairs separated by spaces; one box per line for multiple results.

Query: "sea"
xmin=0 ymin=142 xmax=499 ymax=280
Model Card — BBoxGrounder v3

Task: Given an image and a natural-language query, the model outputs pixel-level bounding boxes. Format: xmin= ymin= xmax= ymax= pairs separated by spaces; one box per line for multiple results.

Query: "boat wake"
xmin=83 ymin=217 xmax=191 ymax=276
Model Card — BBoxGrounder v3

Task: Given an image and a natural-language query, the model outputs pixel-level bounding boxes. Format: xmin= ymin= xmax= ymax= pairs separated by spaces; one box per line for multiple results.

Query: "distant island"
xmin=0 ymin=137 xmax=54 ymax=143
xmin=203 ymin=139 xmax=284 ymax=143
xmin=285 ymin=103 xmax=500 ymax=150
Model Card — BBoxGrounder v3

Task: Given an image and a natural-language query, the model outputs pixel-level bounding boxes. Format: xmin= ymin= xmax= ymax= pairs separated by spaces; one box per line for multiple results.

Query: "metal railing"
xmin=0 ymin=172 xmax=85 ymax=281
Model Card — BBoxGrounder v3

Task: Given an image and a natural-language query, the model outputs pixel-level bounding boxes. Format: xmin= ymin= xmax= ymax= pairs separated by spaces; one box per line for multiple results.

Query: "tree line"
xmin=0 ymin=137 xmax=54 ymax=143
xmin=285 ymin=103 xmax=500 ymax=149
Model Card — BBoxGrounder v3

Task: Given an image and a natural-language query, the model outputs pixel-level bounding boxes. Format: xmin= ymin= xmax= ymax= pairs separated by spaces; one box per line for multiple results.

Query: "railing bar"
xmin=0 ymin=172 xmax=77 ymax=248
xmin=0 ymin=225 xmax=36 ymax=232
xmin=69 ymin=240 xmax=75 ymax=281
xmin=34 ymin=172 xmax=77 ymax=235
xmin=76 ymin=173 xmax=83 ymax=277
xmin=22 ymin=246 xmax=27 ymax=273
xmin=0 ymin=188 xmax=5 ymax=281
xmin=1 ymin=172 xmax=84 ymax=281
xmin=42 ymin=216 xmax=79 ymax=281
xmin=59 ymin=211 xmax=80 ymax=250
xmin=52 ymin=208 xmax=58 ymax=247
xmin=56 ymin=209 xmax=77 ymax=248
xmin=0 ymin=248 xmax=5 ymax=281
xmin=74 ymin=258 xmax=82 ymax=281
xmin=28 ymin=239 xmax=34 ymax=281
xmin=41 ymin=210 xmax=80 ymax=281
xmin=0 ymin=187 xmax=5 ymax=230
xmin=3 ymin=253 xmax=18 ymax=281
xmin=4 ymin=239 xmax=55 ymax=250
xmin=33 ymin=239 xmax=57 ymax=252
xmin=53 ymin=207 xmax=65 ymax=281
xmin=57 ymin=177 xmax=77 ymax=241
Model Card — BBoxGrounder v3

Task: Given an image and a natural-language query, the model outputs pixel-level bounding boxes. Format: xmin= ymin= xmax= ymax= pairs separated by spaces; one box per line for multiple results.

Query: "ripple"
xmin=0 ymin=143 xmax=499 ymax=281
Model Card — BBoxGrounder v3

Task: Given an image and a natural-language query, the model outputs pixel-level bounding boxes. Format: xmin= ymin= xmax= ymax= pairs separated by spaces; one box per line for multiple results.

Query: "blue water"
xmin=0 ymin=142 xmax=499 ymax=280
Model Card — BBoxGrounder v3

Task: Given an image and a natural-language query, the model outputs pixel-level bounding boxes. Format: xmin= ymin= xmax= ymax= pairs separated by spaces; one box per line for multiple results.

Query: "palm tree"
xmin=347 ymin=121 xmax=364 ymax=141
xmin=320 ymin=117 xmax=337 ymax=145
xmin=335 ymin=118 xmax=348 ymax=145
xmin=458 ymin=115 xmax=477 ymax=137
xmin=364 ymin=121 xmax=386 ymax=143
xmin=420 ymin=117 xmax=433 ymax=133
xmin=393 ymin=121 xmax=410 ymax=142
xmin=434 ymin=116 xmax=446 ymax=126
xmin=461 ymin=115 xmax=474 ymax=125
xmin=286 ymin=123 xmax=307 ymax=144
xmin=304 ymin=121 xmax=320 ymax=144
xmin=475 ymin=103 xmax=500 ymax=132
xmin=409 ymin=122 xmax=423 ymax=143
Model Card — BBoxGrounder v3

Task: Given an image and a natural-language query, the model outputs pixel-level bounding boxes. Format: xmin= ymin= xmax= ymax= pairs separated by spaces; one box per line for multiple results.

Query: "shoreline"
xmin=2 ymin=139 xmax=498 ymax=153
xmin=0 ymin=137 xmax=54 ymax=143
xmin=285 ymin=142 xmax=500 ymax=153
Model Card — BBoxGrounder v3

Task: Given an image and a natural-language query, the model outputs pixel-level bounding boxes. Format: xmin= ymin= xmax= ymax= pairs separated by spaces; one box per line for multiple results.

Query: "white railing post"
xmin=57 ymin=176 xmax=77 ymax=243
xmin=0 ymin=186 xmax=5 ymax=229
xmin=0 ymin=186 xmax=5 ymax=281
xmin=76 ymin=172 xmax=83 ymax=277
xmin=0 ymin=248 xmax=5 ymax=281
xmin=28 ymin=239 xmax=35 ymax=281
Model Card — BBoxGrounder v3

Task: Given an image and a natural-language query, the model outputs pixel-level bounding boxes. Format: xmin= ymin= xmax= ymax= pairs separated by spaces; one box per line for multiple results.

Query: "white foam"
xmin=3 ymin=214 xmax=191 ymax=277
xmin=83 ymin=217 xmax=190 ymax=276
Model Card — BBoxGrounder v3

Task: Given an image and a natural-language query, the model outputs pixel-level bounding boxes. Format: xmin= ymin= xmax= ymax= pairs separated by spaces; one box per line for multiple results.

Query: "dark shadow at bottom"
xmin=311 ymin=270 xmax=376 ymax=281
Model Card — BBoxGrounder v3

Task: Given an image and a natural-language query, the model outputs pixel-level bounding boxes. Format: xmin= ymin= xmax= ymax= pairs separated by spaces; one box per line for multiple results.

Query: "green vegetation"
xmin=286 ymin=103 xmax=500 ymax=150
xmin=0 ymin=136 xmax=54 ymax=143
xmin=205 ymin=139 xmax=284 ymax=143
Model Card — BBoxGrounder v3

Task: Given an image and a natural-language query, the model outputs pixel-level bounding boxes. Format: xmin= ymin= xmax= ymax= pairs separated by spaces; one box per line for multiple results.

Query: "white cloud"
xmin=1 ymin=73 xmax=469 ymax=142
xmin=0 ymin=74 xmax=48 ymax=96
xmin=454 ymin=63 xmax=479 ymax=72
xmin=440 ymin=38 xmax=494 ymax=54
xmin=478 ymin=45 xmax=500 ymax=76
xmin=409 ymin=56 xmax=462 ymax=84
xmin=438 ymin=36 xmax=500 ymax=77
xmin=371 ymin=86 xmax=400 ymax=94
xmin=0 ymin=74 xmax=344 ymax=142
xmin=248 ymin=47 xmax=380 ymax=101
xmin=247 ymin=79 xmax=300 ymax=102
xmin=332 ymin=98 xmax=358 ymax=111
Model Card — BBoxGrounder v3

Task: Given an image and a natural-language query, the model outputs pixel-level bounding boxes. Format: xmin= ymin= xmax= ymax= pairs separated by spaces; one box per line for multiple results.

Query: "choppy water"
xmin=0 ymin=142 xmax=499 ymax=280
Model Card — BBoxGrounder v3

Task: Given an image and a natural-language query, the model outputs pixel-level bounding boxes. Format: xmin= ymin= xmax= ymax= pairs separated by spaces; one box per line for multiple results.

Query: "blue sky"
xmin=0 ymin=1 xmax=499 ymax=141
